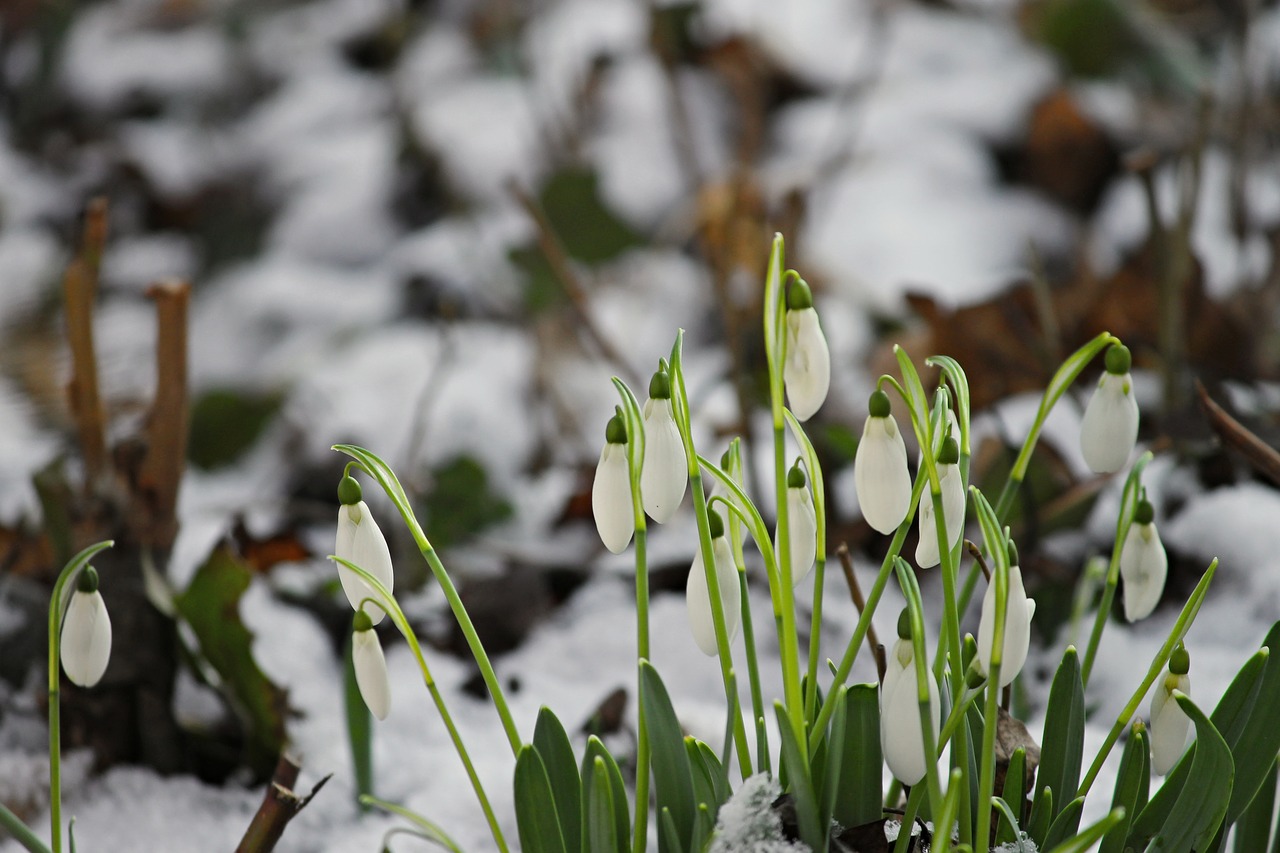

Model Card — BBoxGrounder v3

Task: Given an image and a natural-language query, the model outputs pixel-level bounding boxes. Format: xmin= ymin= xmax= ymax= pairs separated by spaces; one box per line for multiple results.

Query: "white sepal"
xmin=976 ymin=564 xmax=1036 ymax=687
xmin=686 ymin=537 xmax=741 ymax=656
xmin=592 ymin=442 xmax=635 ymax=554
xmin=1150 ymin=674 xmax=1192 ymax=775
xmin=336 ymin=501 xmax=395 ymax=624
xmin=640 ymin=398 xmax=687 ymax=523
xmin=784 ymin=307 xmax=830 ymax=422
xmin=60 ymin=589 xmax=112 ymax=688
xmin=915 ymin=463 xmax=965 ymax=569
xmin=1080 ymin=372 xmax=1140 ymax=474
xmin=777 ymin=485 xmax=818 ymax=587
xmin=880 ymin=638 xmax=941 ymax=786
xmin=853 ymin=415 xmax=912 ymax=534
xmin=1121 ymin=522 xmax=1167 ymax=622
xmin=352 ymin=628 xmax=392 ymax=721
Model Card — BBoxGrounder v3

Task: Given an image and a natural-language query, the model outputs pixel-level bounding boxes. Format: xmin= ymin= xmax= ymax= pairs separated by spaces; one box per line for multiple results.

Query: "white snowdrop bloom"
xmin=1080 ymin=344 xmax=1140 ymax=474
xmin=915 ymin=439 xmax=965 ymax=569
xmin=352 ymin=613 xmax=391 ymax=721
xmin=1120 ymin=500 xmax=1167 ymax=622
xmin=686 ymin=513 xmax=741 ymax=656
xmin=1150 ymin=648 xmax=1192 ymax=775
xmin=336 ymin=476 xmax=395 ymax=624
xmin=60 ymin=566 xmax=112 ymax=688
xmin=880 ymin=619 xmax=940 ymax=786
xmin=976 ymin=545 xmax=1036 ymax=688
xmin=783 ymin=281 xmax=830 ymax=422
xmin=640 ymin=370 xmax=687 ymax=524
xmin=776 ymin=461 xmax=818 ymax=587
xmin=592 ymin=412 xmax=634 ymax=554
xmin=854 ymin=391 xmax=913 ymax=534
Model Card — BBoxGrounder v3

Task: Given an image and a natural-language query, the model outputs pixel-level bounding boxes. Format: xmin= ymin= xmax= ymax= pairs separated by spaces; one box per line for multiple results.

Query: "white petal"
xmin=686 ymin=538 xmax=741 ymax=656
xmin=977 ymin=565 xmax=1033 ymax=687
xmin=592 ymin=443 xmax=634 ymax=553
xmin=1121 ymin=523 xmax=1168 ymax=622
xmin=784 ymin=308 xmax=830 ymax=421
xmin=353 ymin=629 xmax=392 ymax=721
xmin=776 ymin=486 xmax=818 ymax=587
xmin=854 ymin=415 xmax=913 ymax=534
xmin=60 ymin=590 xmax=112 ymax=687
xmin=1150 ymin=676 xmax=1191 ymax=775
xmin=1080 ymin=372 xmax=1140 ymax=474
xmin=881 ymin=657 xmax=940 ymax=786
xmin=336 ymin=501 xmax=395 ymax=624
xmin=640 ymin=399 xmax=688 ymax=523
xmin=916 ymin=465 xmax=964 ymax=568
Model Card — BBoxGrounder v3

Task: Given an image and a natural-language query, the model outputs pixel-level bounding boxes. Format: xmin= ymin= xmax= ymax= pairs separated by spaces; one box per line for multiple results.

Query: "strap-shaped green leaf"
xmin=998 ymin=748 xmax=1028 ymax=845
xmin=1033 ymin=647 xmax=1084 ymax=837
xmin=694 ymin=741 xmax=733 ymax=811
xmin=641 ymin=661 xmax=696 ymax=852
xmin=1042 ymin=797 xmax=1084 ymax=850
xmin=776 ymin=701 xmax=824 ymax=850
xmin=658 ymin=808 xmax=682 ymax=853
xmin=584 ymin=757 xmax=619 ymax=853
xmin=992 ymin=795 xmax=1032 ymax=852
xmin=818 ymin=685 xmax=847 ymax=836
xmin=534 ymin=707 xmax=582 ymax=853
xmin=1099 ymin=723 xmax=1149 ymax=853
xmin=1233 ymin=759 xmax=1276 ymax=853
xmin=685 ymin=738 xmax=719 ymax=851
xmin=833 ymin=683 xmax=883 ymax=829
xmin=1044 ymin=807 xmax=1127 ymax=853
xmin=582 ymin=737 xmax=629 ymax=853
xmin=1027 ymin=785 xmax=1054 ymax=846
xmin=1224 ymin=625 xmax=1280 ymax=825
xmin=514 ymin=745 xmax=568 ymax=853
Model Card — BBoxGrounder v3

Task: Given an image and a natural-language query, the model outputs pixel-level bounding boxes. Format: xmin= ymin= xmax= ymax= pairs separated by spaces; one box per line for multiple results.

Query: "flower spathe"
xmin=1080 ymin=344 xmax=1140 ymax=475
xmin=1120 ymin=501 xmax=1167 ymax=622
xmin=592 ymin=413 xmax=634 ymax=554
xmin=915 ymin=453 xmax=965 ymax=569
xmin=352 ymin=614 xmax=391 ymax=721
xmin=1150 ymin=649 xmax=1192 ymax=775
xmin=686 ymin=520 xmax=741 ymax=656
xmin=782 ymin=282 xmax=830 ymax=422
xmin=853 ymin=392 xmax=912 ymax=535
xmin=777 ymin=461 xmax=818 ymax=587
xmin=880 ymin=636 xmax=940 ymax=786
xmin=336 ymin=489 xmax=395 ymax=624
xmin=60 ymin=567 xmax=112 ymax=688
xmin=640 ymin=371 xmax=687 ymax=523
xmin=976 ymin=559 xmax=1036 ymax=688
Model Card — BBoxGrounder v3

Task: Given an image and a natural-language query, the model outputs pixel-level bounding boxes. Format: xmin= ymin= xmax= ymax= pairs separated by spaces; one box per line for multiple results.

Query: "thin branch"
xmin=836 ymin=542 xmax=885 ymax=682
xmin=1196 ymin=380 xmax=1280 ymax=487
xmin=63 ymin=258 xmax=107 ymax=485
xmin=235 ymin=755 xmax=331 ymax=853
xmin=136 ymin=280 xmax=190 ymax=549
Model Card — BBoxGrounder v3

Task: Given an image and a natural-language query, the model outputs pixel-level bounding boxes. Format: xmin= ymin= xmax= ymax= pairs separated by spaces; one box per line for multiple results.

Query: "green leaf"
xmin=584 ymin=756 xmax=620 ymax=853
xmin=659 ymin=808 xmax=682 ymax=853
xmin=1234 ymin=759 xmax=1276 ymax=853
xmin=344 ymin=632 xmax=374 ymax=809
xmin=1032 ymin=647 xmax=1084 ymax=838
xmin=641 ymin=661 xmax=696 ymax=853
xmin=582 ymin=737 xmax=629 ymax=853
xmin=0 ymin=800 xmax=50 ymax=853
xmin=1044 ymin=807 xmax=1127 ymax=853
xmin=534 ymin=707 xmax=582 ymax=853
xmin=360 ymin=795 xmax=465 ymax=853
xmin=537 ymin=167 xmax=641 ymax=264
xmin=999 ymin=748 xmax=1028 ymax=845
xmin=685 ymin=738 xmax=718 ymax=851
xmin=1224 ymin=625 xmax=1280 ymax=825
xmin=1099 ymin=723 xmax=1149 ymax=853
xmin=775 ymin=701 xmax=824 ymax=851
xmin=924 ymin=355 xmax=971 ymax=457
xmin=173 ymin=547 xmax=290 ymax=776
xmin=419 ymin=456 xmax=513 ymax=548
xmin=818 ymin=684 xmax=847 ymax=836
xmin=992 ymin=796 xmax=1032 ymax=852
xmin=514 ymin=745 xmax=568 ymax=853
xmin=692 ymin=740 xmax=732 ymax=811
xmin=1027 ymin=786 xmax=1054 ymax=847
xmin=188 ymin=388 xmax=281 ymax=470
xmin=834 ymin=684 xmax=883 ymax=828
xmin=1042 ymin=797 xmax=1084 ymax=850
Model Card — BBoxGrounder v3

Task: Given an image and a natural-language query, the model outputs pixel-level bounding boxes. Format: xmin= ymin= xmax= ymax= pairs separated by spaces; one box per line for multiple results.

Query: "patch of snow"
xmin=0 ymin=378 xmax=59 ymax=523
xmin=101 ymin=233 xmax=197 ymax=295
xmin=708 ymin=773 xmax=807 ymax=852
xmin=0 ymin=228 xmax=61 ymax=325
xmin=389 ymin=210 xmax=529 ymax=309
xmin=524 ymin=0 xmax=647 ymax=121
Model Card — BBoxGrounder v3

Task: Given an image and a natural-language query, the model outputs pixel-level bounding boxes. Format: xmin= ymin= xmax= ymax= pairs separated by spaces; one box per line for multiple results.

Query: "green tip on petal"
xmin=1169 ymin=645 xmax=1190 ymax=675
xmin=353 ymin=610 xmax=374 ymax=633
xmin=787 ymin=460 xmax=806 ymax=489
xmin=1134 ymin=499 xmax=1155 ymax=525
xmin=1008 ymin=540 xmax=1019 ymax=568
xmin=76 ymin=565 xmax=100 ymax=594
xmin=648 ymin=367 xmax=672 ymax=400
xmin=897 ymin=608 xmax=912 ymax=640
xmin=786 ymin=279 xmax=814 ymax=310
xmin=868 ymin=389 xmax=892 ymax=418
xmin=1105 ymin=343 xmax=1132 ymax=375
xmin=939 ymin=436 xmax=960 ymax=465
xmin=707 ymin=508 xmax=725 ymax=539
xmin=605 ymin=413 xmax=627 ymax=445
xmin=338 ymin=475 xmax=362 ymax=506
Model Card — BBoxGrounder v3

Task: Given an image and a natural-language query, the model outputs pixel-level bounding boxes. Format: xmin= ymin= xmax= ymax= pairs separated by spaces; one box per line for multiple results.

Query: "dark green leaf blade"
xmin=641 ymin=661 xmax=696 ymax=852
xmin=1099 ymin=722 xmax=1149 ymax=853
xmin=834 ymin=683 xmax=883 ymax=829
xmin=1033 ymin=647 xmax=1084 ymax=835
xmin=514 ymin=745 xmax=568 ymax=853
xmin=534 ymin=707 xmax=582 ymax=853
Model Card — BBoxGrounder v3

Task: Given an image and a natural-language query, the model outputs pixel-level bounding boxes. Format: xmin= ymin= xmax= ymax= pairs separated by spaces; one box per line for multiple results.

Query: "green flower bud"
xmin=1008 ymin=540 xmax=1019 ymax=568
xmin=786 ymin=279 xmax=814 ymax=311
xmin=708 ymin=508 xmax=725 ymax=539
xmin=77 ymin=565 xmax=100 ymax=594
xmin=1134 ymin=499 xmax=1155 ymax=526
xmin=897 ymin=608 xmax=912 ymax=640
xmin=353 ymin=609 xmax=374 ymax=633
xmin=648 ymin=365 xmax=672 ymax=400
xmin=1169 ymin=645 xmax=1190 ymax=675
xmin=1105 ymin=344 xmax=1132 ymax=375
xmin=338 ymin=475 xmax=363 ymax=506
xmin=605 ymin=411 xmax=627 ymax=445
xmin=868 ymin=389 xmax=892 ymax=419
xmin=939 ymin=436 xmax=960 ymax=465
xmin=787 ymin=460 xmax=807 ymax=489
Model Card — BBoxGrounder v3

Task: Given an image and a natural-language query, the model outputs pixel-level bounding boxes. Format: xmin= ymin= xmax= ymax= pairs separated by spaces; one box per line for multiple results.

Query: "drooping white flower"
xmin=915 ymin=438 xmax=965 ymax=569
xmin=592 ymin=412 xmax=635 ymax=554
xmin=776 ymin=461 xmax=818 ymax=587
xmin=783 ymin=281 xmax=830 ymax=422
xmin=1150 ymin=647 xmax=1192 ymax=775
xmin=1121 ymin=499 xmax=1167 ymax=622
xmin=640 ymin=370 xmax=687 ymax=524
xmin=686 ymin=512 xmax=741 ymax=656
xmin=336 ymin=476 xmax=395 ymax=624
xmin=854 ymin=391 xmax=913 ymax=535
xmin=1080 ymin=344 xmax=1140 ymax=475
xmin=976 ymin=545 xmax=1037 ymax=688
xmin=60 ymin=566 xmax=112 ymax=688
xmin=352 ymin=612 xmax=391 ymax=721
xmin=880 ymin=617 xmax=940 ymax=786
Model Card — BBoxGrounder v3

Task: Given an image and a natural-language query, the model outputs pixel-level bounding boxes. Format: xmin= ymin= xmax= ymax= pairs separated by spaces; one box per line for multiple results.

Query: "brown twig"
xmin=965 ymin=540 xmax=992 ymax=583
xmin=81 ymin=196 xmax=109 ymax=285
xmin=235 ymin=755 xmax=331 ymax=853
xmin=836 ymin=542 xmax=886 ymax=682
xmin=136 ymin=280 xmax=191 ymax=549
xmin=1196 ymin=380 xmax=1280 ymax=487
xmin=63 ymin=258 xmax=107 ymax=485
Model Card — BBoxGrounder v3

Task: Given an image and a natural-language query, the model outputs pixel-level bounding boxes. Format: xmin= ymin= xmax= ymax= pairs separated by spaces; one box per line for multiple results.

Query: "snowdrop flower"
xmin=1120 ymin=497 xmax=1167 ymax=622
xmin=976 ymin=543 xmax=1037 ymax=687
xmin=60 ymin=566 xmax=112 ymax=688
xmin=880 ymin=611 xmax=940 ymax=786
xmin=336 ymin=475 xmax=395 ymax=624
xmin=853 ymin=390 xmax=912 ymax=534
xmin=686 ymin=510 xmax=741 ymax=656
xmin=1150 ymin=646 xmax=1192 ymax=775
xmin=915 ymin=437 xmax=965 ymax=569
xmin=783 ymin=280 xmax=830 ymax=421
xmin=776 ymin=460 xmax=818 ymax=587
xmin=1080 ymin=344 xmax=1140 ymax=474
xmin=351 ymin=610 xmax=391 ymax=721
xmin=593 ymin=410 xmax=635 ymax=554
xmin=640 ymin=367 xmax=687 ymax=523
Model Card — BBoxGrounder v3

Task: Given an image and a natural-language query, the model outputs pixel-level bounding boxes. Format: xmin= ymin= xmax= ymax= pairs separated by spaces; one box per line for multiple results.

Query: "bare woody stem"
xmin=234 ymin=755 xmax=331 ymax=853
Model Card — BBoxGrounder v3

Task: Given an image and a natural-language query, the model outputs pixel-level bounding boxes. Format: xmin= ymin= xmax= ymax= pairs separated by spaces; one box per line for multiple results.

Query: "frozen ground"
xmin=2 ymin=0 xmax=1280 ymax=849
